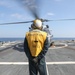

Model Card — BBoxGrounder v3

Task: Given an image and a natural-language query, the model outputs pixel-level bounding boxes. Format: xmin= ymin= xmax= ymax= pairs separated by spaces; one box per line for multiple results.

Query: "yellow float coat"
xmin=26 ymin=30 xmax=47 ymax=57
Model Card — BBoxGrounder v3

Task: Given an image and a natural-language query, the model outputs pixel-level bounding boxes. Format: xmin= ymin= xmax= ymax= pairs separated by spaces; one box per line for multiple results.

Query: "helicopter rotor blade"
xmin=44 ymin=18 xmax=75 ymax=22
xmin=18 ymin=0 xmax=40 ymax=19
xmin=0 ymin=21 xmax=33 ymax=25
xmin=1 ymin=18 xmax=75 ymax=25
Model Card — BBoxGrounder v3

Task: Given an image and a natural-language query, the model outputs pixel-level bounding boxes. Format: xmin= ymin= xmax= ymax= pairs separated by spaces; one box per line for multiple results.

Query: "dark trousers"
xmin=28 ymin=57 xmax=47 ymax=75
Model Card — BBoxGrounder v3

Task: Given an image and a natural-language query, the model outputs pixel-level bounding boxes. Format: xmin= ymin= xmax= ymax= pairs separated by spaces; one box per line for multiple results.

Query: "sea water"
xmin=53 ymin=38 xmax=75 ymax=41
xmin=0 ymin=38 xmax=24 ymax=42
xmin=0 ymin=38 xmax=75 ymax=42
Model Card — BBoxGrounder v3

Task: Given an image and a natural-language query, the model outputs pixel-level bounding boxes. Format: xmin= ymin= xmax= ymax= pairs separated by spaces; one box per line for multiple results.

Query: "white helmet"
xmin=32 ymin=19 xmax=42 ymax=29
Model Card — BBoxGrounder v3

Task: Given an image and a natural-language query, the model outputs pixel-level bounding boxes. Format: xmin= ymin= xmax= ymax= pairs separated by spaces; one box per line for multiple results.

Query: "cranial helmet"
xmin=32 ymin=19 xmax=42 ymax=29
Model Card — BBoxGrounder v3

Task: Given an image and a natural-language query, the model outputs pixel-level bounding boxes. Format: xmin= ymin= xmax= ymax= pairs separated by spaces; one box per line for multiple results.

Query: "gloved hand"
xmin=33 ymin=57 xmax=38 ymax=64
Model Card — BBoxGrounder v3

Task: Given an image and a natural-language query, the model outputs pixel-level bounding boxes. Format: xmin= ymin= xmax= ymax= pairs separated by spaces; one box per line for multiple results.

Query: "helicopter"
xmin=0 ymin=0 xmax=75 ymax=46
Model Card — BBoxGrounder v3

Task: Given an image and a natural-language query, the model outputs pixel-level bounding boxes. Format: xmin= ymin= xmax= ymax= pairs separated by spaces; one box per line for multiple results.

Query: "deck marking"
xmin=49 ymin=43 xmax=68 ymax=49
xmin=0 ymin=61 xmax=75 ymax=65
xmin=46 ymin=62 xmax=49 ymax=75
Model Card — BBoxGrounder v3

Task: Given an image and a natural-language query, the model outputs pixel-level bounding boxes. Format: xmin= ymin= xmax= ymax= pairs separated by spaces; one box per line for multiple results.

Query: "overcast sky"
xmin=0 ymin=0 xmax=75 ymax=38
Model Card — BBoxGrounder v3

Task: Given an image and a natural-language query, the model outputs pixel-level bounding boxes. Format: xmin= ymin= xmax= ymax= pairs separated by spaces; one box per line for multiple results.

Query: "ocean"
xmin=0 ymin=38 xmax=24 ymax=42
xmin=53 ymin=38 xmax=75 ymax=41
xmin=0 ymin=38 xmax=75 ymax=42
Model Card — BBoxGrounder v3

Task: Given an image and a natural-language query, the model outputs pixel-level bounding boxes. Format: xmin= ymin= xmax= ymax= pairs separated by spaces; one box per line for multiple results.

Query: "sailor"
xmin=24 ymin=19 xmax=50 ymax=75
xmin=29 ymin=23 xmax=52 ymax=46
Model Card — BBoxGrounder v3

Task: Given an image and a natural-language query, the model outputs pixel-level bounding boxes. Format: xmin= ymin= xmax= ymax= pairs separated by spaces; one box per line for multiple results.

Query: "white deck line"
xmin=46 ymin=62 xmax=49 ymax=75
xmin=0 ymin=61 xmax=75 ymax=65
xmin=49 ymin=43 xmax=68 ymax=49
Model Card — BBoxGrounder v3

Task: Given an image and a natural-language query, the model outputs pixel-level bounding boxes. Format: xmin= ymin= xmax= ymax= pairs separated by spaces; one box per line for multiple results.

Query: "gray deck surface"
xmin=0 ymin=41 xmax=75 ymax=75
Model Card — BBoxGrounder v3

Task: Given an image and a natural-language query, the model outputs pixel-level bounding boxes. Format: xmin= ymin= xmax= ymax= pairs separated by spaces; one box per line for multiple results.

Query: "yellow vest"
xmin=26 ymin=29 xmax=47 ymax=57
